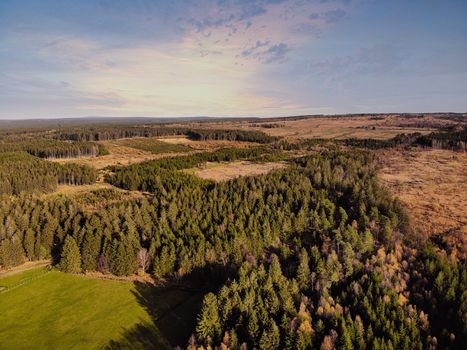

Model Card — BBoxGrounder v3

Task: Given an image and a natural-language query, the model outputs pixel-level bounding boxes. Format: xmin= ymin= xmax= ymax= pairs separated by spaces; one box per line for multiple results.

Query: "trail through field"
xmin=0 ymin=260 xmax=50 ymax=279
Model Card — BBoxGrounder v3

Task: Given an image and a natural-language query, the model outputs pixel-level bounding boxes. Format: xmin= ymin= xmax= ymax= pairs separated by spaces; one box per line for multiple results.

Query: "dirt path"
xmin=0 ymin=260 xmax=51 ymax=279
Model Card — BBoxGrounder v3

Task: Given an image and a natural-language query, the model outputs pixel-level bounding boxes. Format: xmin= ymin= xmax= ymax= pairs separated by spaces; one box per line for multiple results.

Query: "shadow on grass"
xmin=105 ymin=263 xmax=235 ymax=349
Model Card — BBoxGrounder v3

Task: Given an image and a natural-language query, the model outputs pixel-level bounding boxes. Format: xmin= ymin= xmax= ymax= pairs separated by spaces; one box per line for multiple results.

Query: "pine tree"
xmin=60 ymin=236 xmax=81 ymax=273
xmin=259 ymin=320 xmax=280 ymax=350
xmin=110 ymin=240 xmax=137 ymax=276
xmin=338 ymin=318 xmax=354 ymax=350
xmin=23 ymin=229 xmax=36 ymax=260
xmin=81 ymin=232 xmax=101 ymax=272
xmin=297 ymin=248 xmax=311 ymax=290
xmin=196 ymin=293 xmax=221 ymax=343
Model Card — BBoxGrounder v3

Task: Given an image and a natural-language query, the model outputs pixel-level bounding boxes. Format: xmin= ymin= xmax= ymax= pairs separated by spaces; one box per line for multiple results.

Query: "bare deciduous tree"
xmin=137 ymin=248 xmax=149 ymax=273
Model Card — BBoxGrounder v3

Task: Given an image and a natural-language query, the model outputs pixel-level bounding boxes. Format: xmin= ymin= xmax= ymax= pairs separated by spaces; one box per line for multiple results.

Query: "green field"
xmin=0 ymin=268 xmax=178 ymax=349
xmin=118 ymin=138 xmax=191 ymax=154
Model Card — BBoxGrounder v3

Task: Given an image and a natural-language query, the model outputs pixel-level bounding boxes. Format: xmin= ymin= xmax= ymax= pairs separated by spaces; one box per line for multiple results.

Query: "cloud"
xmin=0 ymin=0 xmax=358 ymax=117
xmin=309 ymin=13 xmax=320 ymax=20
xmin=263 ymin=43 xmax=290 ymax=63
xmin=307 ymin=44 xmax=407 ymax=83
xmin=323 ymin=8 xmax=346 ymax=23
xmin=240 ymin=41 xmax=289 ymax=64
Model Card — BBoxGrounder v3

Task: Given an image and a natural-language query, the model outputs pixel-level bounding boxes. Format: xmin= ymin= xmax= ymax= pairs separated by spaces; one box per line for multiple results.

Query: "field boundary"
xmin=0 ymin=267 xmax=51 ymax=294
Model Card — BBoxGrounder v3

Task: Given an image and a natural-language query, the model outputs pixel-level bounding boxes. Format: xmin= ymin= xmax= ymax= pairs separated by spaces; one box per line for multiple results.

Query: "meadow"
xmin=0 ymin=268 xmax=173 ymax=349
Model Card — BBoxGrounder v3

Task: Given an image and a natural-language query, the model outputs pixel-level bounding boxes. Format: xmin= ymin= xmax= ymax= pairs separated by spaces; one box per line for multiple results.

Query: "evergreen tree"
xmin=81 ymin=232 xmax=101 ymax=272
xmin=196 ymin=293 xmax=221 ymax=343
xmin=23 ymin=229 xmax=35 ymax=260
xmin=297 ymin=248 xmax=311 ymax=290
xmin=60 ymin=236 xmax=81 ymax=273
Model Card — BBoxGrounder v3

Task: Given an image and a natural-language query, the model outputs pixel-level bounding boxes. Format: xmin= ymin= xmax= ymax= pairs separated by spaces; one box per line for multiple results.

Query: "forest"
xmin=53 ymin=126 xmax=277 ymax=144
xmin=0 ymin=140 xmax=108 ymax=158
xmin=0 ymin=152 xmax=97 ymax=195
xmin=0 ymin=120 xmax=465 ymax=349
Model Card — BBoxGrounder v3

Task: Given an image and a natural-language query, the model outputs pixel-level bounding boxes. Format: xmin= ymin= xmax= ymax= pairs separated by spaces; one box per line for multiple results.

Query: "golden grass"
xmin=50 ymin=137 xmax=258 ymax=169
xmin=179 ymin=115 xmax=440 ymax=140
xmin=49 ymin=141 xmax=192 ymax=169
xmin=378 ymin=149 xmax=467 ymax=256
xmin=158 ymin=136 xmax=259 ymax=150
xmin=193 ymin=161 xmax=286 ymax=182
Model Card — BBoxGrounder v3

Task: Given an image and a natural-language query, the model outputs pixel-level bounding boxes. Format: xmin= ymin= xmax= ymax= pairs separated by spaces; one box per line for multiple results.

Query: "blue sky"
xmin=1 ymin=0 xmax=466 ymax=118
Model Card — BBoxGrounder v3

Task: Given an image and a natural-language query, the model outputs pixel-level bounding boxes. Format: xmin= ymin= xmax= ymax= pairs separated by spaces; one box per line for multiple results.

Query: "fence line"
xmin=0 ymin=267 xmax=51 ymax=294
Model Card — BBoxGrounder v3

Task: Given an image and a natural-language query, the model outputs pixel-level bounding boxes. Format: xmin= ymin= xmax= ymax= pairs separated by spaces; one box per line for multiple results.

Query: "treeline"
xmin=187 ymin=129 xmax=277 ymax=143
xmin=273 ymin=129 xmax=467 ymax=152
xmin=0 ymin=140 xmax=108 ymax=158
xmin=0 ymin=152 xmax=97 ymax=195
xmin=341 ymin=133 xmax=422 ymax=150
xmin=343 ymin=129 xmax=466 ymax=151
xmin=54 ymin=126 xmax=188 ymax=141
xmin=416 ymin=128 xmax=466 ymax=151
xmin=53 ymin=126 xmax=277 ymax=144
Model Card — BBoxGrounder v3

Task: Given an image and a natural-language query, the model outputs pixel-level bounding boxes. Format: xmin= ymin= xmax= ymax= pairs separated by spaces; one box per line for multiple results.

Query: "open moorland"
xmin=176 ymin=114 xmax=459 ymax=140
xmin=0 ymin=113 xmax=466 ymax=350
xmin=378 ymin=148 xmax=467 ymax=257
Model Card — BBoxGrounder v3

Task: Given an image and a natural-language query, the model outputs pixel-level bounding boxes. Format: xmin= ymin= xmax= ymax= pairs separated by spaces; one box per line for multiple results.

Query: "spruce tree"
xmin=81 ymin=232 xmax=101 ymax=272
xmin=196 ymin=293 xmax=221 ymax=343
xmin=60 ymin=236 xmax=81 ymax=273
xmin=297 ymin=248 xmax=311 ymax=290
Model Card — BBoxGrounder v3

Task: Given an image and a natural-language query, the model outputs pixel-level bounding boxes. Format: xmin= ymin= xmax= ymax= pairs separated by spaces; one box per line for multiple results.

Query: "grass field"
xmin=117 ymin=137 xmax=192 ymax=154
xmin=0 ymin=268 xmax=175 ymax=350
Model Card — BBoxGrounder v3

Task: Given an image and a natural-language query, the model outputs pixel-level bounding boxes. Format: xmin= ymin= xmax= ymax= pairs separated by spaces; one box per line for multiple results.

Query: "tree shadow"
xmin=105 ymin=263 xmax=235 ymax=349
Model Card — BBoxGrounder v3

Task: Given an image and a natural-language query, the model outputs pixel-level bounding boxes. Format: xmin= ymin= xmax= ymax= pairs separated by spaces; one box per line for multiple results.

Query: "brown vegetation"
xmin=378 ymin=148 xmax=466 ymax=257
xmin=174 ymin=115 xmax=456 ymax=140
xmin=158 ymin=136 xmax=259 ymax=150
xmin=192 ymin=161 xmax=286 ymax=182
xmin=50 ymin=137 xmax=258 ymax=169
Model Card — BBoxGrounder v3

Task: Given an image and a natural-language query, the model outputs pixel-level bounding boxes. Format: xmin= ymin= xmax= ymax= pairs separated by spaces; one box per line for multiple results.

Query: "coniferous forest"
xmin=0 ymin=120 xmax=465 ymax=349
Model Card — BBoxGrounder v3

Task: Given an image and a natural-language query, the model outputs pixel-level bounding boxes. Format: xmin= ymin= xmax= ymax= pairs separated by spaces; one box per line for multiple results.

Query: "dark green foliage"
xmin=409 ymin=245 xmax=467 ymax=349
xmin=81 ymin=232 xmax=101 ymax=272
xmin=187 ymin=129 xmax=277 ymax=143
xmin=0 ymin=237 xmax=25 ymax=269
xmin=60 ymin=236 xmax=81 ymax=273
xmin=106 ymin=147 xmax=269 ymax=193
xmin=0 ymin=140 xmax=108 ymax=158
xmin=109 ymin=239 xmax=138 ymax=276
xmin=196 ymin=293 xmax=221 ymax=343
xmin=415 ymin=127 xmax=467 ymax=151
xmin=54 ymin=126 xmax=277 ymax=143
xmin=119 ymin=138 xmax=191 ymax=154
xmin=342 ymin=133 xmax=421 ymax=149
xmin=0 ymin=152 xmax=97 ymax=195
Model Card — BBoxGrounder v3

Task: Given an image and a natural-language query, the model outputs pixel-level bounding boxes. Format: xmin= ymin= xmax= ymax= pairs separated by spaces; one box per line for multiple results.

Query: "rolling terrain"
xmin=0 ymin=114 xmax=465 ymax=349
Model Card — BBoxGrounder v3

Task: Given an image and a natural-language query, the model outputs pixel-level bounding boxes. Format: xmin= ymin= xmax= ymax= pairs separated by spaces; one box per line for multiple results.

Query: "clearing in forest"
xmin=158 ymin=136 xmax=259 ymax=150
xmin=192 ymin=161 xmax=286 ymax=182
xmin=114 ymin=137 xmax=192 ymax=154
xmin=49 ymin=140 xmax=192 ymax=169
xmin=378 ymin=148 xmax=467 ymax=257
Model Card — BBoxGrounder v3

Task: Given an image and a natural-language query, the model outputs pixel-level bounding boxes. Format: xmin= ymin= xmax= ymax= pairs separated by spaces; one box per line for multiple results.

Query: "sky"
xmin=0 ymin=0 xmax=466 ymax=119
